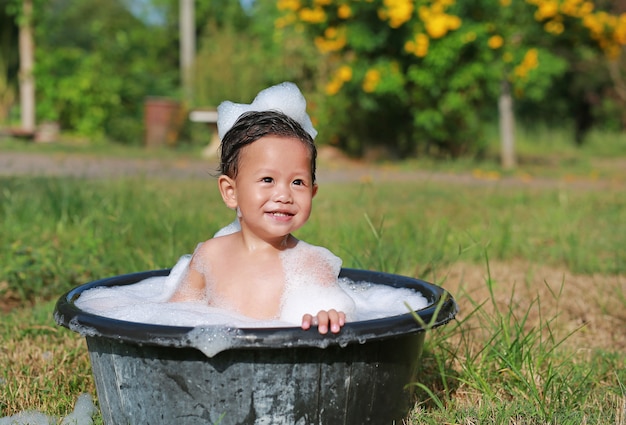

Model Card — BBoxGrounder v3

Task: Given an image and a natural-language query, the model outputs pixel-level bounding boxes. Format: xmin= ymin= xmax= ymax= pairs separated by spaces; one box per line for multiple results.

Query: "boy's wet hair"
xmin=219 ymin=110 xmax=317 ymax=182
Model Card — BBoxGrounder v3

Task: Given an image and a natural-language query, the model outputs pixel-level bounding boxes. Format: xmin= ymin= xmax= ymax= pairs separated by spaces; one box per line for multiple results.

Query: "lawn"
xmin=1 ymin=135 xmax=625 ymax=423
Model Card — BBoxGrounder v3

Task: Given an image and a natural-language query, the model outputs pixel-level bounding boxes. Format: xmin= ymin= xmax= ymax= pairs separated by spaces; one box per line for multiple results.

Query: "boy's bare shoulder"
xmin=294 ymin=240 xmax=339 ymax=259
xmin=192 ymin=235 xmax=234 ymax=261
xmin=287 ymin=240 xmax=342 ymax=271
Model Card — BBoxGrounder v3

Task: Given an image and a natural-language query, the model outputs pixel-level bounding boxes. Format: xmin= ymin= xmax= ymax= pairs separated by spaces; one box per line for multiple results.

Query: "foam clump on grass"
xmin=0 ymin=393 xmax=96 ymax=425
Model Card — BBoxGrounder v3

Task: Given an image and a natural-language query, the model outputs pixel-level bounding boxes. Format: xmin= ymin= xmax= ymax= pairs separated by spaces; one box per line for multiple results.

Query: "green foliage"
xmin=32 ymin=0 xmax=179 ymax=144
xmin=278 ymin=0 xmax=626 ymax=157
xmin=191 ymin=0 xmax=320 ymax=109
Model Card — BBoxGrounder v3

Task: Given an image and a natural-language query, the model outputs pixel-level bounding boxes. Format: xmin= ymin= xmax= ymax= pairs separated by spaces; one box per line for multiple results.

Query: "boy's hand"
xmin=301 ymin=309 xmax=346 ymax=334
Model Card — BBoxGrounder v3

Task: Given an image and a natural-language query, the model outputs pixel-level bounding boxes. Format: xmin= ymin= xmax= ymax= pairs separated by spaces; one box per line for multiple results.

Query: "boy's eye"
xmin=293 ymin=179 xmax=305 ymax=186
xmin=261 ymin=177 xmax=273 ymax=183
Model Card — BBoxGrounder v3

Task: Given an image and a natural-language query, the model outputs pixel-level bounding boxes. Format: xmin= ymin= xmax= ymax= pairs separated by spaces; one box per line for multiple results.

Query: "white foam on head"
xmin=217 ymin=82 xmax=318 ymax=140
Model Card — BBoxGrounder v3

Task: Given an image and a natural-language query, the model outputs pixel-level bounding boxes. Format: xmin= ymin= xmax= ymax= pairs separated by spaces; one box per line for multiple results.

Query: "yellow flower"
xmin=414 ymin=33 xmax=429 ymax=57
xmin=337 ymin=65 xmax=353 ymax=82
xmin=544 ymin=20 xmax=564 ymax=35
xmin=362 ymin=69 xmax=381 ymax=93
xmin=277 ymin=0 xmax=301 ymax=12
xmin=614 ymin=15 xmax=626 ymax=44
xmin=425 ymin=14 xmax=449 ymax=38
xmin=500 ymin=0 xmax=511 ymax=6
xmin=325 ymin=79 xmax=342 ymax=96
xmin=314 ymin=26 xmax=347 ymax=53
xmin=488 ymin=35 xmax=504 ymax=49
xmin=338 ymin=4 xmax=352 ymax=19
xmin=447 ymin=15 xmax=462 ymax=30
xmin=324 ymin=26 xmax=338 ymax=38
xmin=299 ymin=7 xmax=326 ymax=24
xmin=514 ymin=48 xmax=539 ymax=80
xmin=524 ymin=48 xmax=539 ymax=67
xmin=535 ymin=1 xmax=559 ymax=21
xmin=579 ymin=2 xmax=595 ymax=16
xmin=380 ymin=0 xmax=414 ymax=28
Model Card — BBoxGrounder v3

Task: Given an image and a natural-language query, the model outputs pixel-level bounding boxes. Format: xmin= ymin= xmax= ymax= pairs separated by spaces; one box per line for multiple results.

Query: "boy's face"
xmin=219 ymin=136 xmax=318 ymax=243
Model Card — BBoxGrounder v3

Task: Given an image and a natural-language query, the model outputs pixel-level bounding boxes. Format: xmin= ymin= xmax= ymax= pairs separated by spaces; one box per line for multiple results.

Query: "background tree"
xmin=0 ymin=1 xmax=19 ymax=123
xmin=191 ymin=0 xmax=320 ymax=108
xmin=277 ymin=0 xmax=625 ymax=160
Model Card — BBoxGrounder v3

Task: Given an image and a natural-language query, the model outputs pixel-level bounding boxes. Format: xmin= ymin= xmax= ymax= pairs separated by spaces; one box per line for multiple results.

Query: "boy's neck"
xmin=238 ymin=231 xmax=297 ymax=253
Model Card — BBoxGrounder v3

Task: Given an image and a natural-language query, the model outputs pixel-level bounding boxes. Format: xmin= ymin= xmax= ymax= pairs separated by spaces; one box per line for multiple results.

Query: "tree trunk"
xmin=19 ymin=0 xmax=35 ymax=133
xmin=499 ymin=79 xmax=516 ymax=170
xmin=179 ymin=0 xmax=195 ymax=104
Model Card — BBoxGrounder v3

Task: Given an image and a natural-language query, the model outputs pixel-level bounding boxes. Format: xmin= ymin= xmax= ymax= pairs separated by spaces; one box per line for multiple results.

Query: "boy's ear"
xmin=218 ymin=175 xmax=238 ymax=209
xmin=312 ymin=183 xmax=318 ymax=198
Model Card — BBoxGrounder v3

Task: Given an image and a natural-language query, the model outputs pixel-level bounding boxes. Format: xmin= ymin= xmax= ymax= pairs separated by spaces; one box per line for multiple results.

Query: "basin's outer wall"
xmin=87 ymin=332 xmax=424 ymax=425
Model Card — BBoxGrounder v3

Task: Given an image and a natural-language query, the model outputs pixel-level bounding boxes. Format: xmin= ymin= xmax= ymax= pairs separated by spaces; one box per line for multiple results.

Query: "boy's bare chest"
xmin=209 ymin=255 xmax=286 ymax=318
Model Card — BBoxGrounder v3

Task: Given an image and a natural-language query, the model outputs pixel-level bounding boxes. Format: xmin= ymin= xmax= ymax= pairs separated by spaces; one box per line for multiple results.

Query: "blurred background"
xmin=1 ymin=0 xmax=624 ymax=165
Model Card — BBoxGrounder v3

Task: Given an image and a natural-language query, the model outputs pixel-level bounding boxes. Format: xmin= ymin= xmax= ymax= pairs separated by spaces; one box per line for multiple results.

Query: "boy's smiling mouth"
xmin=267 ymin=210 xmax=295 ymax=219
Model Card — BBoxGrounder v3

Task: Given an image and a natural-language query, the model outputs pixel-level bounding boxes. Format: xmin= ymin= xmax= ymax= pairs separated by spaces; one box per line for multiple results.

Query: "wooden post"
xmin=179 ymin=0 xmax=195 ymax=104
xmin=499 ymin=79 xmax=516 ymax=170
xmin=19 ymin=0 xmax=35 ymax=133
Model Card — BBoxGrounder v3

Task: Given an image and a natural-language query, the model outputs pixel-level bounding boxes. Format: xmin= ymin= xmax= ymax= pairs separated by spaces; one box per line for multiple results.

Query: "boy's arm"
xmin=169 ymin=264 xmax=207 ymax=302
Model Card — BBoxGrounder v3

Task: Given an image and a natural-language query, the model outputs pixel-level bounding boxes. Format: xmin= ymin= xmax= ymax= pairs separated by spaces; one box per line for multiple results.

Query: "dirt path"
xmin=1 ymin=150 xmax=623 ymax=190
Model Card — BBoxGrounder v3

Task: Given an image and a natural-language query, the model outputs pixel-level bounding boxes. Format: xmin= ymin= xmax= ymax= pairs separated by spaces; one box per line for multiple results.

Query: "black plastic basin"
xmin=55 ymin=268 xmax=457 ymax=425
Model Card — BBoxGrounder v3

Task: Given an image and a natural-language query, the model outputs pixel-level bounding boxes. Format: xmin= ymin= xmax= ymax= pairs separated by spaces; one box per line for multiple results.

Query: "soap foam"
xmin=76 ymin=254 xmax=427 ymax=328
xmin=0 ymin=394 xmax=96 ymax=425
xmin=217 ymin=82 xmax=318 ymax=140
xmin=279 ymin=241 xmax=357 ymax=323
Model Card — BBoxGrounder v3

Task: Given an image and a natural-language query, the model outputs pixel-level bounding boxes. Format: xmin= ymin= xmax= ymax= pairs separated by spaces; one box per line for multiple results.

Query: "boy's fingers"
xmin=301 ymin=314 xmax=313 ymax=330
xmin=316 ymin=310 xmax=329 ymax=334
xmin=327 ymin=309 xmax=342 ymax=333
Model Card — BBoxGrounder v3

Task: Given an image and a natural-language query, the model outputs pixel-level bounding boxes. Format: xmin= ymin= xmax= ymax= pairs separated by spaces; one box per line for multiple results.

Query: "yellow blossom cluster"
xmin=299 ymin=6 xmax=327 ymax=24
xmin=277 ymin=0 xmax=301 ymax=11
xmin=362 ymin=68 xmax=382 ymax=92
xmin=418 ymin=1 xmax=462 ymax=39
xmin=559 ymin=0 xmax=594 ymax=18
xmin=514 ymin=48 xmax=539 ymax=80
xmin=488 ymin=35 xmax=504 ymax=49
xmin=377 ymin=0 xmax=414 ymax=29
xmin=338 ymin=4 xmax=352 ymax=19
xmin=582 ymin=12 xmax=626 ymax=58
xmin=275 ymin=0 xmax=300 ymax=28
xmin=325 ymin=64 xmax=353 ymax=95
xmin=404 ymin=33 xmax=429 ymax=57
xmin=314 ymin=26 xmax=347 ymax=53
xmin=526 ymin=0 xmax=626 ymax=58
xmin=403 ymin=0 xmax=461 ymax=57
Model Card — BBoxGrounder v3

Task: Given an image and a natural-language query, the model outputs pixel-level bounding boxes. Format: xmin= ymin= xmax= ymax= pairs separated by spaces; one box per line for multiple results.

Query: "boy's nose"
xmin=273 ymin=185 xmax=292 ymax=203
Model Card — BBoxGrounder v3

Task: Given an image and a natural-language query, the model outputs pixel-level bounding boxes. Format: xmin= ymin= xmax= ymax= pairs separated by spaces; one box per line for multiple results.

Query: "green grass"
xmin=0 ymin=136 xmax=207 ymax=160
xmin=389 ymin=125 xmax=626 ymax=181
xmin=0 ymin=144 xmax=625 ymax=422
xmin=410 ymin=256 xmax=626 ymax=424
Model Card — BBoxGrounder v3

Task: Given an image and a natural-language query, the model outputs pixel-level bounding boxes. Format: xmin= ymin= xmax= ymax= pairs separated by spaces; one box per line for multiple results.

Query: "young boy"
xmin=170 ymin=83 xmax=354 ymax=334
